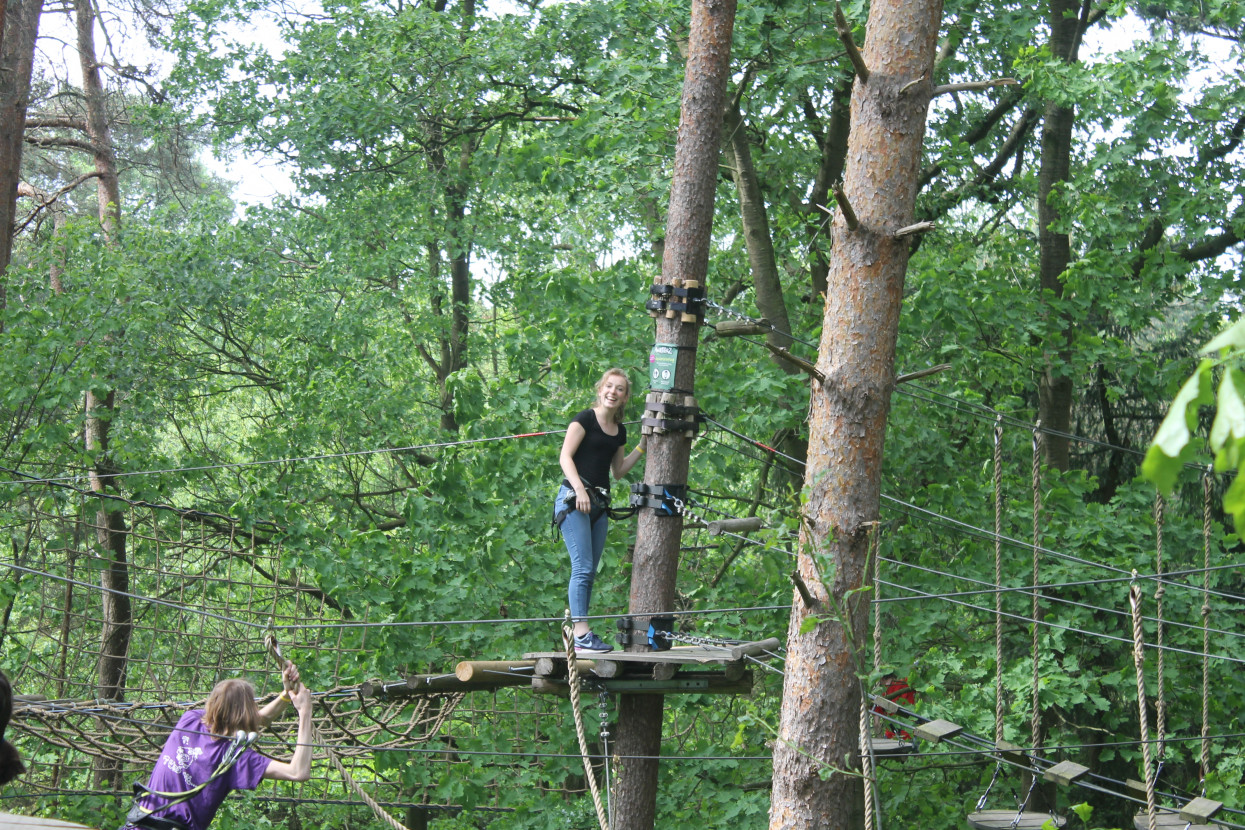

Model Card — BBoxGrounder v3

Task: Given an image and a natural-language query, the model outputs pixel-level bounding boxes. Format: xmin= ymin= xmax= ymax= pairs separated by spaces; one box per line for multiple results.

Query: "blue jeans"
xmin=555 ymin=483 xmax=609 ymax=623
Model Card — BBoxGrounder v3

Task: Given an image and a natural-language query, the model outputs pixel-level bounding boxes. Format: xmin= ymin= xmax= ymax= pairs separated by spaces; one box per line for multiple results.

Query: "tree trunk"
xmin=76 ymin=0 xmax=129 ymax=789
xmin=0 ymin=0 xmax=43 ymax=288
xmin=769 ymin=2 xmax=943 ymax=828
xmin=611 ymin=0 xmax=736 ymax=827
xmin=75 ymin=0 xmax=120 ymax=232
xmin=1036 ymin=0 xmax=1081 ymax=471
xmin=724 ymin=99 xmax=796 ymax=363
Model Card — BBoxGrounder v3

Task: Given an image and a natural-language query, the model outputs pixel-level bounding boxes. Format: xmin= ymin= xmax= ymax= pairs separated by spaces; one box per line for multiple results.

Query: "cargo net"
xmin=0 ymin=481 xmax=590 ymax=816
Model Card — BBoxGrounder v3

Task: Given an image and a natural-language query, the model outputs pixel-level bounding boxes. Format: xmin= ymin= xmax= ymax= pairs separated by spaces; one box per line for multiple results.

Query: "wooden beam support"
xmin=729 ymin=638 xmax=783 ymax=661
xmin=454 ymin=660 xmax=535 ymax=683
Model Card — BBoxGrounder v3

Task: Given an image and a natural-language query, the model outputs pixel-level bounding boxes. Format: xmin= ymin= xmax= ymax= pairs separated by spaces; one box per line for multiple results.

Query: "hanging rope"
xmin=1030 ymin=425 xmax=1042 ymax=752
xmin=1129 ymin=576 xmax=1159 ymax=830
xmin=1153 ymin=492 xmax=1167 ymax=766
xmin=563 ymin=617 xmax=610 ymax=830
xmin=994 ymin=416 xmax=1005 ymax=747
xmin=263 ymin=632 xmax=426 ymax=830
xmin=859 ymin=680 xmax=878 ymax=830
xmin=1201 ymin=471 xmax=1213 ymax=783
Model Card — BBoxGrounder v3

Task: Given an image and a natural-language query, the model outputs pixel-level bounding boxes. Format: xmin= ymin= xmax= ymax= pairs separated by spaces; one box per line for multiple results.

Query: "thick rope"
xmin=994 ymin=416 xmax=1005 ymax=746
xmin=563 ymin=621 xmax=610 ymax=830
xmin=871 ymin=522 xmax=882 ymax=680
xmin=1130 ymin=577 xmax=1159 ymax=830
xmin=1201 ymin=471 xmax=1213 ymax=782
xmin=859 ymin=681 xmax=878 ymax=830
xmin=1030 ymin=425 xmax=1042 ymax=751
xmin=1153 ymin=492 xmax=1167 ymax=759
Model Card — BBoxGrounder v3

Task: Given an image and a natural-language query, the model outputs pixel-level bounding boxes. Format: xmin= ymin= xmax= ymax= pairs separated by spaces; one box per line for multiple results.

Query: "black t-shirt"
xmin=569 ymin=409 xmax=627 ymax=488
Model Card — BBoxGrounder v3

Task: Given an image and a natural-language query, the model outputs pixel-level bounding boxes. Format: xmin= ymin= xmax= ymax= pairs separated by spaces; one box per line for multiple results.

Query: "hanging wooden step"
xmin=968 ymin=810 xmax=1067 ymax=830
xmin=863 ymin=736 xmax=915 ymax=758
xmin=1132 ymin=809 xmax=1225 ymax=830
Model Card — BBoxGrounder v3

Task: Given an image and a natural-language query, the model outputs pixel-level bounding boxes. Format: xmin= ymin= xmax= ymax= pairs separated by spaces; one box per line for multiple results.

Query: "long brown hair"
xmin=594 ymin=368 xmax=631 ymax=425
xmin=203 ymin=678 xmax=262 ymax=735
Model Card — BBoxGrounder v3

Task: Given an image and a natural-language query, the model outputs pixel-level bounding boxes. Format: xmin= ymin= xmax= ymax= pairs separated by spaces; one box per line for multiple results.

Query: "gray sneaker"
xmin=573 ymin=631 xmax=614 ymax=654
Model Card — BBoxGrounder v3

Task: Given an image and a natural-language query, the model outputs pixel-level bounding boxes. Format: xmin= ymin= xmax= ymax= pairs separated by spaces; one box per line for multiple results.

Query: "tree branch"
xmin=834 ymin=3 xmax=869 ymax=82
xmin=930 ymin=78 xmax=1018 ymax=97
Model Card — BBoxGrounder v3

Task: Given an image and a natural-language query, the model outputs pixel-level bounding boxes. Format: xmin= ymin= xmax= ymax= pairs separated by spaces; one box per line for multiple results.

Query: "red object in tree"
xmin=872 ymin=677 xmax=914 ymax=739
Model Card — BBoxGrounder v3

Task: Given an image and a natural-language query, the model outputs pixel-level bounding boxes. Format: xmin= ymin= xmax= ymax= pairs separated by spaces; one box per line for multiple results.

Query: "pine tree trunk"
xmin=769 ymin=2 xmax=943 ymax=828
xmin=611 ymin=0 xmax=736 ymax=826
xmin=0 ymin=0 xmax=43 ymax=287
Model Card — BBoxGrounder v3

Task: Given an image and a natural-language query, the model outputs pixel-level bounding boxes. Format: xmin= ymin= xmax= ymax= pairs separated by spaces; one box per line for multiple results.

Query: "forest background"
xmin=1 ymin=0 xmax=1244 ymax=827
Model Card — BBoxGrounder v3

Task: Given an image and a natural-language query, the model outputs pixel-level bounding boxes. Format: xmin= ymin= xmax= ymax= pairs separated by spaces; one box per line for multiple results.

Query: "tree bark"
xmin=611 ymin=0 xmax=736 ymax=827
xmin=0 ymin=0 xmax=43 ymax=289
xmin=769 ymin=1 xmax=943 ymax=828
xmin=1035 ymin=0 xmax=1082 ymax=471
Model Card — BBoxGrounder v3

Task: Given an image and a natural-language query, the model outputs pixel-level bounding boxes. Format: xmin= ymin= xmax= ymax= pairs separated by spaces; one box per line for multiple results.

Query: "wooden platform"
xmin=968 ymin=810 xmax=1067 ymax=830
xmin=1133 ymin=811 xmax=1224 ymax=830
xmin=0 ymin=813 xmax=96 ymax=829
xmin=522 ymin=640 xmax=779 ymax=666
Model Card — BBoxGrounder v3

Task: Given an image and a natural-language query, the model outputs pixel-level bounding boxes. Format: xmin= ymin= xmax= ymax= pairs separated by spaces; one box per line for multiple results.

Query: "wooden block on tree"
xmin=531 ymin=677 xmax=570 ymax=698
xmin=1179 ymin=798 xmax=1223 ymax=824
xmin=652 ymin=662 xmax=678 ymax=681
xmin=1043 ymin=760 xmax=1090 ymax=786
xmin=913 ymin=718 xmax=962 ymax=744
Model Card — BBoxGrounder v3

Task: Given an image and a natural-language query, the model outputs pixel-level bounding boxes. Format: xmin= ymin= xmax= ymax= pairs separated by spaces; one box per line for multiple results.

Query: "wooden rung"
xmin=708 ymin=517 xmax=765 ymax=536
xmin=871 ymin=694 xmax=899 ymax=714
xmin=454 ymin=660 xmax=535 ymax=682
xmin=1180 ymin=798 xmax=1223 ymax=824
xmin=714 ymin=320 xmax=770 ymax=337
xmin=1043 ymin=760 xmax=1090 ymax=786
xmin=729 ymin=638 xmax=783 ymax=660
xmin=913 ymin=718 xmax=962 ymax=743
xmin=996 ymin=740 xmax=1028 ymax=764
xmin=1125 ymin=779 xmax=1149 ymax=796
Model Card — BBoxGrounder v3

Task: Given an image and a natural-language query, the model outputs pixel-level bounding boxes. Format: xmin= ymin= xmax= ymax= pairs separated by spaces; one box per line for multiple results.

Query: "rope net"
xmin=0 ymin=482 xmax=598 ymax=815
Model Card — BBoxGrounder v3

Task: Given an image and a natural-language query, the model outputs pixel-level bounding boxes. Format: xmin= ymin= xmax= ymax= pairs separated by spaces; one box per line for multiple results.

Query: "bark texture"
xmin=611 ymin=0 xmax=736 ymax=827
xmin=0 ymin=0 xmax=42 ymax=285
xmin=769 ymin=1 xmax=943 ymax=828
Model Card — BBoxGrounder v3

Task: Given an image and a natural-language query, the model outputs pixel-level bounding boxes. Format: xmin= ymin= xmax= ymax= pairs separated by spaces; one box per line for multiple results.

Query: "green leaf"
xmin=1199 ymin=317 xmax=1245 ymax=355
xmin=1142 ymin=359 xmax=1213 ymax=492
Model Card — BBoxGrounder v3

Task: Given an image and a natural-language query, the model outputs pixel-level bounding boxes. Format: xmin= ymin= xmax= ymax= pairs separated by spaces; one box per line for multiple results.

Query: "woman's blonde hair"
xmin=203 ymin=678 xmax=262 ymax=735
xmin=594 ymin=368 xmax=631 ymax=424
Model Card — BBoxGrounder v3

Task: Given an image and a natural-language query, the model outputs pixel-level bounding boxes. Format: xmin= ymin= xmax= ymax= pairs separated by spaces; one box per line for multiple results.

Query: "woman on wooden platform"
xmin=122 ymin=662 xmax=314 ymax=830
xmin=553 ymin=368 xmax=646 ymax=655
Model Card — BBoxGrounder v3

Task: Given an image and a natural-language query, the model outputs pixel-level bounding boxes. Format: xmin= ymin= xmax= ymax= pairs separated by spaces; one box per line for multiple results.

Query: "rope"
xmin=1030 ymin=425 xmax=1042 ymax=752
xmin=994 ymin=416 xmax=1005 ymax=747
xmin=859 ymin=680 xmax=878 ymax=830
xmin=872 ymin=523 xmax=882 ymax=680
xmin=1201 ymin=471 xmax=1213 ymax=782
xmin=1130 ymin=576 xmax=1159 ymax=830
xmin=1153 ymin=492 xmax=1167 ymax=764
xmin=563 ymin=618 xmax=610 ymax=830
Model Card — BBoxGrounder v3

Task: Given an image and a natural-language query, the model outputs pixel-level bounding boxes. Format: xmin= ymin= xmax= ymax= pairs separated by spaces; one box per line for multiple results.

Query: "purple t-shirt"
xmin=133 ymin=709 xmax=271 ymax=830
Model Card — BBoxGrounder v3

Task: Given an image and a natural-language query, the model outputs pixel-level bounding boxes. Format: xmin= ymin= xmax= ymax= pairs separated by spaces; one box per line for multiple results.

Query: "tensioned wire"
xmin=704 ymin=299 xmax=1230 ymax=476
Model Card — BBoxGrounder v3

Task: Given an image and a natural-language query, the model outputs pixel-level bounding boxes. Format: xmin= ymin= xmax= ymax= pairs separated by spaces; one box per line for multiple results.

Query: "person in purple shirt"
xmin=554 ymin=368 xmax=647 ymax=654
xmin=122 ymin=662 xmax=314 ymax=830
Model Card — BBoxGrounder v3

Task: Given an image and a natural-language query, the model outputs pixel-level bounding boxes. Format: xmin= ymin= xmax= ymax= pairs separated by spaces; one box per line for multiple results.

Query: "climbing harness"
xmin=553 ymin=480 xmax=639 ymax=536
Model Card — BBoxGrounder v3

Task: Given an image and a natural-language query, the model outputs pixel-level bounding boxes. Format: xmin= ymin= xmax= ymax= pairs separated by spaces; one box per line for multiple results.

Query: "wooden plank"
xmin=870 ymin=694 xmax=899 ymax=714
xmin=1180 ymin=799 xmax=1224 ymax=825
xmin=523 ymin=646 xmax=744 ymax=665
xmin=0 ymin=814 xmax=96 ymax=829
xmin=1043 ymin=760 xmax=1090 ymax=786
xmin=913 ymin=718 xmax=962 ymax=744
xmin=863 ymin=737 xmax=914 ymax=758
xmin=968 ymin=811 xmax=1065 ymax=830
xmin=530 ymin=671 xmax=752 ymax=697
xmin=454 ymin=660 xmax=535 ymax=683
